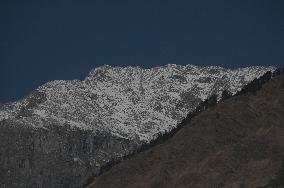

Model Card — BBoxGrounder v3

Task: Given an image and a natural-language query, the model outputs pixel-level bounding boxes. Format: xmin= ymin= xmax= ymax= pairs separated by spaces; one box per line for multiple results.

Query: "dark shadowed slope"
xmin=88 ymin=73 xmax=284 ymax=188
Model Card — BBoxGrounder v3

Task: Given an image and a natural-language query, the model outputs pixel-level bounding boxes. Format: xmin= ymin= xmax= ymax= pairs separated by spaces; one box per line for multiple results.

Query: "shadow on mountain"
xmin=87 ymin=69 xmax=284 ymax=188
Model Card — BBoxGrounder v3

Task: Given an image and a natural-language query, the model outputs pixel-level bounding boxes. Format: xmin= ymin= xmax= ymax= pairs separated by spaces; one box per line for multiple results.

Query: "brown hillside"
xmin=88 ymin=74 xmax=284 ymax=188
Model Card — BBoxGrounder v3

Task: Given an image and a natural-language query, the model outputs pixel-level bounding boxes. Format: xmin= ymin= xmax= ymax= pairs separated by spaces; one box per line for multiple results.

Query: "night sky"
xmin=1 ymin=1 xmax=284 ymax=102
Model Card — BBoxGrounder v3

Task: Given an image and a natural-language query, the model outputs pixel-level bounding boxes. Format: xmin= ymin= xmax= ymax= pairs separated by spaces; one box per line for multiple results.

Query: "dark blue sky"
xmin=1 ymin=0 xmax=284 ymax=102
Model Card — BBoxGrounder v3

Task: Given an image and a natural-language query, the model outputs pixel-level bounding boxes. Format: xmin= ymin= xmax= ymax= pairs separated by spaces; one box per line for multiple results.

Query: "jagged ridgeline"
xmin=87 ymin=69 xmax=284 ymax=188
xmin=0 ymin=65 xmax=277 ymax=188
xmin=96 ymin=69 xmax=283 ymax=179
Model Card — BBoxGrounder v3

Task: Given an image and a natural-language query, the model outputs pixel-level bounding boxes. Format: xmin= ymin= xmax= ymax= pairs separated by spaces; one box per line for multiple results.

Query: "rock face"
xmin=87 ymin=72 xmax=284 ymax=188
xmin=0 ymin=64 xmax=275 ymax=188
xmin=0 ymin=123 xmax=139 ymax=188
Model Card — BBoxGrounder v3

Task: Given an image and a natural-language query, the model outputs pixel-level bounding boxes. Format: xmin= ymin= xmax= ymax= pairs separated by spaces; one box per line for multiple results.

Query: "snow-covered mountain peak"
xmin=0 ymin=64 xmax=276 ymax=142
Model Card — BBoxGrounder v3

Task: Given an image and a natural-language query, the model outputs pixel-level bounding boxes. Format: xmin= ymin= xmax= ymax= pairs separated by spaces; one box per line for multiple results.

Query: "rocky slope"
xmin=87 ymin=71 xmax=284 ymax=188
xmin=0 ymin=64 xmax=275 ymax=188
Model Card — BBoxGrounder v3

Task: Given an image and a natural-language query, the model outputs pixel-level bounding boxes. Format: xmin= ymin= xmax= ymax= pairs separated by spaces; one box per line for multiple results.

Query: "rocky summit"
xmin=87 ymin=71 xmax=284 ymax=188
xmin=0 ymin=64 xmax=275 ymax=188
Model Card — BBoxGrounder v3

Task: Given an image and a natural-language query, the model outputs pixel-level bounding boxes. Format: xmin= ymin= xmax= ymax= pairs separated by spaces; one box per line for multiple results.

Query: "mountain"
xmin=87 ymin=70 xmax=284 ymax=188
xmin=0 ymin=64 xmax=275 ymax=188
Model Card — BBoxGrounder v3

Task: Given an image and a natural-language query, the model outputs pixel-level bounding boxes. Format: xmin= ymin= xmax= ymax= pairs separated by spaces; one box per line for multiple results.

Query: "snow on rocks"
xmin=0 ymin=64 xmax=275 ymax=142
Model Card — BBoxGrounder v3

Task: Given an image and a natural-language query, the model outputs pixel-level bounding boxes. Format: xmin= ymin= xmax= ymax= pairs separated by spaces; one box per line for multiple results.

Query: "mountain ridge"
xmin=87 ymin=70 xmax=284 ymax=188
xmin=0 ymin=64 xmax=275 ymax=141
xmin=0 ymin=64 xmax=276 ymax=188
